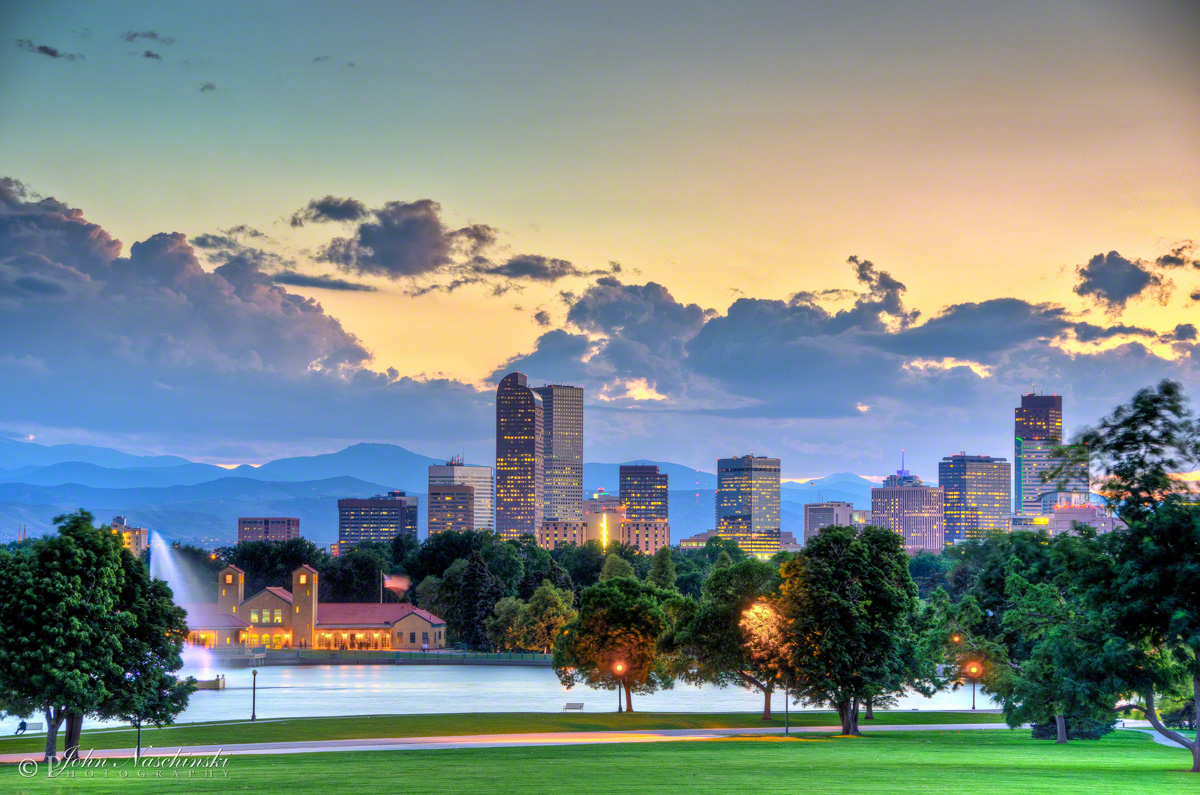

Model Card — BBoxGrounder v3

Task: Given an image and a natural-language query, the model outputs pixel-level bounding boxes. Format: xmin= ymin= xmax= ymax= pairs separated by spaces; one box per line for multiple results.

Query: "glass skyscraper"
xmin=715 ymin=455 xmax=781 ymax=557
xmin=870 ymin=470 xmax=944 ymax=554
xmin=619 ymin=464 xmax=669 ymax=522
xmin=428 ymin=456 xmax=494 ymax=532
xmin=532 ymin=384 xmax=584 ymax=522
xmin=496 ymin=372 xmax=544 ymax=539
xmin=938 ymin=453 xmax=1011 ymax=543
xmin=1014 ymin=393 xmax=1088 ymax=515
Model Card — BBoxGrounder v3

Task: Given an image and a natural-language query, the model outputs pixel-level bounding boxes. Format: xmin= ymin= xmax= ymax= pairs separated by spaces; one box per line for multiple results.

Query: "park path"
xmin=0 ymin=723 xmax=1014 ymax=762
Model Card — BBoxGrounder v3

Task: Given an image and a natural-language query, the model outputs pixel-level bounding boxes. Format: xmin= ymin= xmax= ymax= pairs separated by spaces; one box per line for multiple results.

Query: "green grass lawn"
xmin=0 ymin=710 xmax=1003 ymax=753
xmin=3 ymin=730 xmax=1198 ymax=794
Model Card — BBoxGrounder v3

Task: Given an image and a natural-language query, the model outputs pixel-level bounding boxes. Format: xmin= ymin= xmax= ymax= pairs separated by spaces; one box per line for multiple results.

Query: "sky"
xmin=2 ymin=0 xmax=1199 ymax=479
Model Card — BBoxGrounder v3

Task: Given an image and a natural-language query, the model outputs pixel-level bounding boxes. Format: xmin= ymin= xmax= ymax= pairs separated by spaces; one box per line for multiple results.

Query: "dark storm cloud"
xmin=289 ymin=195 xmax=369 ymax=227
xmin=1073 ymin=322 xmax=1156 ymax=343
xmin=1074 ymin=251 xmax=1170 ymax=311
xmin=15 ymin=39 xmax=82 ymax=60
xmin=121 ymin=31 xmax=175 ymax=45
xmin=1163 ymin=324 xmax=1198 ymax=342
xmin=199 ymin=82 xmax=216 ymax=92
xmin=271 ymin=272 xmax=377 ymax=292
xmin=1154 ymin=241 xmax=1199 ymax=269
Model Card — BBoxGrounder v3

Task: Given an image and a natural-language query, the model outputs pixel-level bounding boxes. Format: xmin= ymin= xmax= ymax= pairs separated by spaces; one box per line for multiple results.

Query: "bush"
xmin=1030 ymin=715 xmax=1116 ymax=741
xmin=1162 ymin=707 xmax=1197 ymax=730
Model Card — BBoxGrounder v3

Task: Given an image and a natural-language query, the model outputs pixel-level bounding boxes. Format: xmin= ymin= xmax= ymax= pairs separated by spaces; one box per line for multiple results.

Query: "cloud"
xmin=141 ymin=50 xmax=162 ymax=60
xmin=15 ymin=39 xmax=82 ymax=60
xmin=1155 ymin=241 xmax=1199 ymax=269
xmin=1073 ymin=322 xmax=1156 ymax=343
xmin=314 ymin=198 xmax=497 ymax=279
xmin=271 ymin=272 xmax=377 ymax=292
xmin=312 ymin=55 xmax=330 ymax=63
xmin=121 ymin=31 xmax=175 ymax=45
xmin=1074 ymin=250 xmax=1171 ymax=311
xmin=289 ymin=195 xmax=369 ymax=227
xmin=199 ymin=82 xmax=216 ymax=92
xmin=533 ymin=309 xmax=552 ymax=327
xmin=1163 ymin=324 xmax=1198 ymax=342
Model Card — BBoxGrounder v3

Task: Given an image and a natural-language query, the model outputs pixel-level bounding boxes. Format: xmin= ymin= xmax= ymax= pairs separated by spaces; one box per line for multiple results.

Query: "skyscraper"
xmin=496 ymin=372 xmax=544 ymax=539
xmin=1014 ymin=393 xmax=1088 ymax=515
xmin=803 ymin=501 xmax=856 ymax=544
xmin=428 ymin=456 xmax=494 ymax=532
xmin=619 ymin=464 xmax=669 ymax=522
xmin=715 ymin=455 xmax=781 ymax=557
xmin=238 ymin=517 xmax=301 ymax=543
xmin=938 ymin=453 xmax=1011 ymax=543
xmin=427 ymin=484 xmax=475 ymax=536
xmin=870 ymin=467 xmax=944 ymax=554
xmin=532 ymin=384 xmax=584 ymax=522
xmin=337 ymin=491 xmax=418 ymax=545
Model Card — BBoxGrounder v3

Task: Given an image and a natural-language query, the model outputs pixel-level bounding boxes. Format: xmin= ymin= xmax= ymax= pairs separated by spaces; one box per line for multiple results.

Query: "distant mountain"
xmin=783 ymin=472 xmax=874 ymax=508
xmin=0 ymin=461 xmax=230 ymax=488
xmin=241 ymin=443 xmax=445 ymax=489
xmin=0 ymin=437 xmax=192 ymax=470
xmin=584 ymin=461 xmax=717 ymax=493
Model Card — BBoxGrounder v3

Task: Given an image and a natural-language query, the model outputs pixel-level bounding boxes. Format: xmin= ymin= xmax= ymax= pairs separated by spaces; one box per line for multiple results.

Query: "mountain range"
xmin=0 ymin=438 xmax=876 ymax=547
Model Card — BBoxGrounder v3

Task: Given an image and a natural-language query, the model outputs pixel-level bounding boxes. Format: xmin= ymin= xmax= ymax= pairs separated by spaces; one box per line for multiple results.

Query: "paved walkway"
xmin=0 ymin=723 xmax=1015 ymax=762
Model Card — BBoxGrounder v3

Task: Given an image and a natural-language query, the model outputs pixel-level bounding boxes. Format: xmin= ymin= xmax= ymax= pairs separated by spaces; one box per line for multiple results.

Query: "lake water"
xmin=1 ymin=660 xmax=996 ymax=732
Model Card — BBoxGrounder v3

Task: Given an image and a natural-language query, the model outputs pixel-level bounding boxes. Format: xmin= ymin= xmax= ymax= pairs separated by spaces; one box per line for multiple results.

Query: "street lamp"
xmin=613 ymin=662 xmax=626 ymax=713
xmin=964 ymin=662 xmax=982 ymax=710
xmin=251 ymin=668 xmax=258 ymax=721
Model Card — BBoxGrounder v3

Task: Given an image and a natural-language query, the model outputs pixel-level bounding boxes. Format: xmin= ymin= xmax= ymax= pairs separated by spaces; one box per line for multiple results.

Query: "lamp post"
xmin=614 ymin=662 xmax=625 ymax=713
xmin=251 ymin=668 xmax=258 ymax=721
xmin=965 ymin=662 xmax=982 ymax=710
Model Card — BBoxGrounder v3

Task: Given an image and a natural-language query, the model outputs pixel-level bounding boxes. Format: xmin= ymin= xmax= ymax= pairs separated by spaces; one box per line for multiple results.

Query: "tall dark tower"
xmin=619 ymin=464 xmax=668 ymax=522
xmin=1014 ymin=393 xmax=1064 ymax=515
xmin=496 ymin=372 xmax=544 ymax=539
xmin=532 ymin=384 xmax=584 ymax=522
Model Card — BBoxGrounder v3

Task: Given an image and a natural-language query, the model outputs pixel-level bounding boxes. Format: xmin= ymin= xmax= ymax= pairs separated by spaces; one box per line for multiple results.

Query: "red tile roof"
xmin=316 ymin=603 xmax=445 ymax=628
xmin=223 ymin=565 xmax=245 ymax=574
xmin=181 ymin=604 xmax=250 ymax=629
xmin=263 ymin=587 xmax=293 ymax=603
xmin=295 ymin=564 xmax=319 ymax=574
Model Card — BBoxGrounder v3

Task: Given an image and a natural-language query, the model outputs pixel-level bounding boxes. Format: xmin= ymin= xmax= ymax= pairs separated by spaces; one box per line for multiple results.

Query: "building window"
xmin=299 ymin=574 xmax=307 ymax=584
xmin=274 ymin=609 xmax=283 ymax=623
xmin=250 ymin=609 xmax=259 ymax=623
xmin=410 ymin=632 xmax=416 ymax=643
xmin=225 ymin=574 xmax=232 ymax=584
xmin=296 ymin=606 xmax=300 ymax=614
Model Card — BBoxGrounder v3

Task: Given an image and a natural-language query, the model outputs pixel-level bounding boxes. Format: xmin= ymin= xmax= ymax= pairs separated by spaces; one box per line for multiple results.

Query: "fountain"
xmin=148 ymin=530 xmax=217 ymax=676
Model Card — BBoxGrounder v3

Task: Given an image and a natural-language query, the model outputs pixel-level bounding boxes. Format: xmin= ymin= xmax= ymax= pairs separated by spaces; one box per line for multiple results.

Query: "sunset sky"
xmin=2 ymin=0 xmax=1198 ymax=478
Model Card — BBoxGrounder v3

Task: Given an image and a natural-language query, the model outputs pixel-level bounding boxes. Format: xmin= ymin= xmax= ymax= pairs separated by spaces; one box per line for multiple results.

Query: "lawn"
xmin=0 ymin=710 xmax=1003 ymax=754
xmin=3 ymin=730 xmax=1198 ymax=794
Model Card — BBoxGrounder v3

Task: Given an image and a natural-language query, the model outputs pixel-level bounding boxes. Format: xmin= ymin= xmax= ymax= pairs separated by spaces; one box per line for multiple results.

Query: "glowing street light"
xmin=964 ymin=661 xmax=983 ymax=710
xmin=614 ymin=661 xmax=626 ymax=713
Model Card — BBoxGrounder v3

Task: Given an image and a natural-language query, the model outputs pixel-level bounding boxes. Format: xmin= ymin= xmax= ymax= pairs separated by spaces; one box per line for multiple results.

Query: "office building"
xmin=619 ymin=464 xmax=669 ymax=522
xmin=112 ymin=515 xmax=148 ymax=558
xmin=237 ymin=517 xmax=300 ymax=543
xmin=428 ymin=457 xmax=494 ymax=532
xmin=937 ymin=454 xmax=1011 ymax=543
xmin=716 ymin=455 xmax=781 ymax=557
xmin=538 ymin=490 xmax=670 ymax=555
xmin=1014 ymin=393 xmax=1088 ymax=515
xmin=871 ymin=468 xmax=945 ymax=554
xmin=496 ymin=372 xmax=544 ymax=539
xmin=1007 ymin=499 xmax=1126 ymax=537
xmin=337 ymin=491 xmax=418 ymax=546
xmin=679 ymin=530 xmax=719 ymax=550
xmin=428 ymin=484 xmax=475 ymax=535
xmin=532 ymin=384 xmax=584 ymax=522
xmin=803 ymin=501 xmax=856 ymax=544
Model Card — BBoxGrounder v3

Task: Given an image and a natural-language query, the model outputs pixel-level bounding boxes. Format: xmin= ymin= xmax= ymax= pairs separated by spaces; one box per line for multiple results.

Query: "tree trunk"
xmin=624 ymin=681 xmax=633 ymax=713
xmin=1139 ymin=688 xmax=1198 ymax=772
xmin=1193 ymin=677 xmax=1200 ymax=773
xmin=838 ymin=698 xmax=860 ymax=735
xmin=43 ymin=707 xmax=64 ymax=763
xmin=864 ymin=698 xmax=875 ymax=720
xmin=62 ymin=713 xmax=83 ymax=761
xmin=1054 ymin=714 xmax=1067 ymax=744
xmin=762 ymin=685 xmax=773 ymax=721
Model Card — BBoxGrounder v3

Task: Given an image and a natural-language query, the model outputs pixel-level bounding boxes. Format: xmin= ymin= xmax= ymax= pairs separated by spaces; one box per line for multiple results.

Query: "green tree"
xmin=599 ymin=553 xmax=637 ymax=581
xmin=712 ymin=549 xmax=733 ymax=570
xmin=551 ymin=540 xmax=608 ymax=590
xmin=216 ymin=537 xmax=331 ymax=595
xmin=779 ymin=524 xmax=927 ymax=735
xmin=484 ymin=596 xmax=525 ymax=651
xmin=646 ymin=545 xmax=677 ymax=590
xmin=0 ymin=512 xmax=127 ymax=761
xmin=481 ymin=539 xmax=525 ymax=595
xmin=515 ymin=581 xmax=577 ymax=653
xmin=554 ymin=578 xmax=678 ymax=712
xmin=456 ymin=551 xmax=505 ymax=649
xmin=668 ymin=559 xmax=782 ymax=719
xmin=321 ymin=543 xmax=394 ymax=602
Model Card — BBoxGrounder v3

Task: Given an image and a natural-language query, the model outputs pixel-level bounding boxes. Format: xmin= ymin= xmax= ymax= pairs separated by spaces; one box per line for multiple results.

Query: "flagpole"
xmin=380 ymin=570 xmax=383 ymax=603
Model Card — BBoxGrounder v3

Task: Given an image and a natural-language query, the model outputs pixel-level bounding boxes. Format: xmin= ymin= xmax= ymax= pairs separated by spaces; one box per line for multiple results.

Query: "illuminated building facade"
xmin=337 ymin=491 xmax=418 ymax=545
xmin=716 ymin=455 xmax=781 ymax=557
xmin=184 ymin=564 xmax=446 ymax=651
xmin=532 ymin=384 xmax=584 ymax=522
xmin=619 ymin=464 xmax=669 ymax=521
xmin=937 ymin=453 xmax=1011 ymax=543
xmin=1013 ymin=393 xmax=1088 ymax=515
xmin=870 ymin=470 xmax=945 ymax=554
xmin=496 ymin=372 xmax=544 ymax=539
xmin=803 ymin=501 xmax=856 ymax=544
xmin=428 ymin=484 xmax=475 ymax=535
xmin=428 ymin=457 xmax=494 ymax=532
xmin=537 ymin=490 xmax=669 ymax=554
xmin=237 ymin=517 xmax=300 ymax=543
xmin=111 ymin=515 xmax=148 ymax=557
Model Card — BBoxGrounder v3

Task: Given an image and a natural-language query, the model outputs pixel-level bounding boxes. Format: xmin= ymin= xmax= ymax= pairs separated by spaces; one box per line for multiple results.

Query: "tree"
xmin=699 ymin=536 xmax=746 ymax=566
xmin=554 ymin=578 xmax=678 ymax=712
xmin=481 ymin=539 xmax=525 ymax=595
xmin=216 ymin=538 xmax=331 ymax=595
xmin=455 ymin=551 xmax=505 ymax=649
xmin=0 ymin=512 xmax=128 ymax=761
xmin=551 ymin=541 xmax=608 ymax=590
xmin=515 ymin=581 xmax=576 ymax=653
xmin=668 ymin=559 xmax=782 ymax=719
xmin=713 ymin=550 xmax=733 ymax=570
xmin=321 ymin=543 xmax=393 ymax=602
xmin=401 ymin=530 xmax=485 ymax=583
xmin=389 ymin=533 xmax=419 ymax=571
xmin=779 ymin=524 xmax=926 ymax=735
xmin=485 ymin=596 xmax=525 ymax=651
xmin=646 ymin=545 xmax=677 ymax=590
xmin=599 ymin=553 xmax=637 ymax=581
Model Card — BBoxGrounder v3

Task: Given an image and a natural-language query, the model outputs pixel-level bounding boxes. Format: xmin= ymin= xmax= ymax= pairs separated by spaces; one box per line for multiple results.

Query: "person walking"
xmin=14 ymin=720 xmax=27 ymax=735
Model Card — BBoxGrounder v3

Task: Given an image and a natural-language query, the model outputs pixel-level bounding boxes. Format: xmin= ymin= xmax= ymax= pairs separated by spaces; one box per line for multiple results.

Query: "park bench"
xmin=19 ymin=722 xmax=43 ymax=732
xmin=563 ymin=703 xmax=585 ymax=713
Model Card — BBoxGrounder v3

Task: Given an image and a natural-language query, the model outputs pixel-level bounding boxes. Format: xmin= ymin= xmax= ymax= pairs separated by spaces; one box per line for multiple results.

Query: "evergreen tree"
xmin=599 ymin=553 xmax=637 ymax=581
xmin=646 ymin=545 xmax=677 ymax=590
xmin=484 ymin=596 xmax=525 ymax=651
xmin=713 ymin=549 xmax=733 ymax=570
xmin=455 ymin=551 xmax=505 ymax=649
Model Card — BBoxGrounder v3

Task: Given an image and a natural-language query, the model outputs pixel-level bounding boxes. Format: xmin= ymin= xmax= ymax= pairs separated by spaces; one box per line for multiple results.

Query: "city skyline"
xmin=1 ymin=3 xmax=1198 ymax=481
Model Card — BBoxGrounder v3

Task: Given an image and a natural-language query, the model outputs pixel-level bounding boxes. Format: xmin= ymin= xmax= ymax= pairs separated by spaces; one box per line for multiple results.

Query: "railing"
xmin=292 ymin=649 xmax=553 ymax=663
